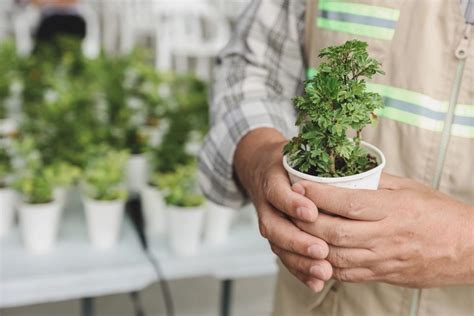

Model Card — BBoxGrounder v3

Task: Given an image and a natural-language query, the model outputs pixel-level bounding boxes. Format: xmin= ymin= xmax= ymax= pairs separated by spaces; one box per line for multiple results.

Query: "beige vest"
xmin=274 ymin=0 xmax=473 ymax=315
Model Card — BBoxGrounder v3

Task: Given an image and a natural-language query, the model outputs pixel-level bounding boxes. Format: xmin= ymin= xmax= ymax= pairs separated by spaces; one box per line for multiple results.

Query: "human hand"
xmin=234 ymin=128 xmax=332 ymax=291
xmin=293 ymin=173 xmax=474 ymax=288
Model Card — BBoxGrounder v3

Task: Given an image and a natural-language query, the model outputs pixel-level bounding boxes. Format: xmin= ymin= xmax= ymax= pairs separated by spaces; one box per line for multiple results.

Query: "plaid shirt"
xmin=198 ymin=0 xmax=307 ymax=208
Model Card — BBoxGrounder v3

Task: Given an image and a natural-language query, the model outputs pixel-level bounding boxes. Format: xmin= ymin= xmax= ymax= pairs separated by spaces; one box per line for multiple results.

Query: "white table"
xmin=0 ymin=194 xmax=157 ymax=309
xmin=147 ymin=219 xmax=277 ymax=280
xmin=0 ymin=196 xmax=278 ymax=316
xmin=147 ymin=214 xmax=278 ymax=316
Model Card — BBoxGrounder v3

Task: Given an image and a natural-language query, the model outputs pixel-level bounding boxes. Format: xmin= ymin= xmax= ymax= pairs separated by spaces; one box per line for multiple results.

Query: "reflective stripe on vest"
xmin=317 ymin=0 xmax=400 ymax=40
xmin=306 ymin=68 xmax=474 ymax=138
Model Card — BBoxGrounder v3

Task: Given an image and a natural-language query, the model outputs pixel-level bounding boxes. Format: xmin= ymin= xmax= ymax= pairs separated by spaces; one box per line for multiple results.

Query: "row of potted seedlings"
xmin=0 ymin=138 xmax=131 ymax=253
xmin=1 ymin=136 xmax=236 ymax=256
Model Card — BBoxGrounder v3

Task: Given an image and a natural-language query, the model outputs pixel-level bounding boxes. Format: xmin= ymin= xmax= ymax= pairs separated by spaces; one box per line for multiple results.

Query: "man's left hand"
xmin=292 ymin=174 xmax=474 ymax=288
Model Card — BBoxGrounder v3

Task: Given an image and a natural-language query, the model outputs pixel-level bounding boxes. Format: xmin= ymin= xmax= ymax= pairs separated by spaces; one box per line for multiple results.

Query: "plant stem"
xmin=356 ymin=129 xmax=361 ymax=146
xmin=329 ymin=149 xmax=336 ymax=175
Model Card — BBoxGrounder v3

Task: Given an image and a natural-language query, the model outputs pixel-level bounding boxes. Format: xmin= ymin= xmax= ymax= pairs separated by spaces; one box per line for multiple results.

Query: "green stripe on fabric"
xmin=375 ymin=107 xmax=444 ymax=132
xmin=377 ymin=107 xmax=472 ymax=138
xmin=456 ymin=104 xmax=474 ymax=118
xmin=319 ymin=0 xmax=400 ymax=21
xmin=451 ymin=124 xmax=474 ymax=138
xmin=317 ymin=18 xmax=394 ymax=40
xmin=367 ymin=83 xmax=474 ymax=118
xmin=367 ymin=83 xmax=446 ymax=112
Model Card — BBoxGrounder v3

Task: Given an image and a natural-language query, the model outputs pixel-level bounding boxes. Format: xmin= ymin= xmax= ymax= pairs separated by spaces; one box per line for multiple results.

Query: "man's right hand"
xmin=234 ymin=128 xmax=332 ymax=291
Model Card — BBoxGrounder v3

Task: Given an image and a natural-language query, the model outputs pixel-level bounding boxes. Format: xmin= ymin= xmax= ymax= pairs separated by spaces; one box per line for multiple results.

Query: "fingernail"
xmin=307 ymin=245 xmax=322 ymax=258
xmin=292 ymin=182 xmax=305 ymax=195
xmin=309 ymin=265 xmax=321 ymax=277
xmin=296 ymin=207 xmax=316 ymax=221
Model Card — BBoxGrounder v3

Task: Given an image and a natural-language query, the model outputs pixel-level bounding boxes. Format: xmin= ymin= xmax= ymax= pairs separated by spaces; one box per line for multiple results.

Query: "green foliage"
xmin=12 ymin=138 xmax=54 ymax=204
xmin=48 ymin=161 xmax=81 ymax=188
xmin=0 ymin=38 xmax=211 ymax=203
xmin=19 ymin=37 xmax=103 ymax=167
xmin=156 ymin=163 xmax=204 ymax=208
xmin=0 ymin=40 xmax=22 ymax=119
xmin=284 ymin=40 xmax=384 ymax=177
xmin=0 ymin=142 xmax=12 ymax=188
xmin=148 ymin=74 xmax=208 ymax=175
xmin=83 ymin=147 xmax=129 ymax=201
xmin=94 ymin=49 xmax=169 ymax=154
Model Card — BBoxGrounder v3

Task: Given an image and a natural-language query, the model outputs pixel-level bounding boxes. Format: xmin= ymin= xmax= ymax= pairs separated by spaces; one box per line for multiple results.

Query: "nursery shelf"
xmin=0 ymin=194 xmax=157 ymax=308
xmin=148 ymin=212 xmax=278 ymax=281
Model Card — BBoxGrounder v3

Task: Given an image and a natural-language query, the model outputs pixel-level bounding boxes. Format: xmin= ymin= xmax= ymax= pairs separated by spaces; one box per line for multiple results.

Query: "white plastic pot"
xmin=283 ymin=141 xmax=386 ymax=189
xmin=0 ymin=188 xmax=16 ymax=237
xmin=18 ymin=200 xmax=61 ymax=254
xmin=141 ymin=185 xmax=167 ymax=234
xmin=203 ymin=202 xmax=236 ymax=245
xmin=83 ymin=198 xmax=125 ymax=249
xmin=126 ymin=155 xmax=148 ymax=194
xmin=168 ymin=205 xmax=205 ymax=257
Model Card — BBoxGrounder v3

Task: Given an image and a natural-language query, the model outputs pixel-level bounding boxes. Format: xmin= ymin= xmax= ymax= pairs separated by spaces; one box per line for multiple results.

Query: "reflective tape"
xmin=367 ymin=83 xmax=474 ymax=122
xmin=316 ymin=0 xmax=399 ymax=40
xmin=319 ymin=11 xmax=397 ymax=29
xmin=367 ymin=83 xmax=474 ymax=138
xmin=317 ymin=18 xmax=395 ymax=40
xmin=318 ymin=0 xmax=400 ymax=21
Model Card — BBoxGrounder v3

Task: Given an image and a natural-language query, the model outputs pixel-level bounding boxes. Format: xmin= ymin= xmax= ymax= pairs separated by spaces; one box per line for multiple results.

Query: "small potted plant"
xmin=283 ymin=40 xmax=386 ymax=189
xmin=161 ymin=163 xmax=206 ymax=257
xmin=141 ymin=126 xmax=193 ymax=235
xmin=82 ymin=147 xmax=129 ymax=249
xmin=0 ymin=143 xmax=15 ymax=237
xmin=13 ymin=139 xmax=61 ymax=254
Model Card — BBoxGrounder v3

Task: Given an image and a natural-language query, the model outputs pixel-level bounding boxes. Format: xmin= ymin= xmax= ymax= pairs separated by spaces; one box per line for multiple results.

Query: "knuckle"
xmin=334 ymin=269 xmax=352 ymax=282
xmin=258 ymin=218 xmax=269 ymax=238
xmin=346 ymin=194 xmax=363 ymax=217
xmin=330 ymin=225 xmax=349 ymax=245
xmin=329 ymin=248 xmax=346 ymax=267
xmin=262 ymin=176 xmax=274 ymax=199
xmin=285 ymin=238 xmax=297 ymax=253
xmin=270 ymin=244 xmax=280 ymax=256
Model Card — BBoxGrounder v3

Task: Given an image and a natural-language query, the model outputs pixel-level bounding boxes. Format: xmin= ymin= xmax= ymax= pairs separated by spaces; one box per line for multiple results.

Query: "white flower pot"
xmin=141 ymin=185 xmax=167 ymax=234
xmin=0 ymin=188 xmax=16 ymax=237
xmin=283 ymin=141 xmax=386 ymax=189
xmin=18 ymin=200 xmax=61 ymax=254
xmin=84 ymin=198 xmax=125 ymax=249
xmin=168 ymin=205 xmax=205 ymax=257
xmin=203 ymin=202 xmax=236 ymax=245
xmin=126 ymin=155 xmax=148 ymax=194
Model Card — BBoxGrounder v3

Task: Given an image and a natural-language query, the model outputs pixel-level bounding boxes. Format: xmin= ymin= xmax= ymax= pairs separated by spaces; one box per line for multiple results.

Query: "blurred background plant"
xmin=0 ymin=36 xmax=209 ymax=195
xmin=82 ymin=147 xmax=129 ymax=201
xmin=157 ymin=162 xmax=205 ymax=208
xmin=0 ymin=141 xmax=12 ymax=188
xmin=12 ymin=137 xmax=54 ymax=204
xmin=0 ymin=40 xmax=22 ymax=120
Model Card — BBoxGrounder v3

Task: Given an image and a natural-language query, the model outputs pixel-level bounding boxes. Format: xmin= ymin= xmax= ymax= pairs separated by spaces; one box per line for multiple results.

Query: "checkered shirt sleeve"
xmin=198 ymin=0 xmax=307 ymax=208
